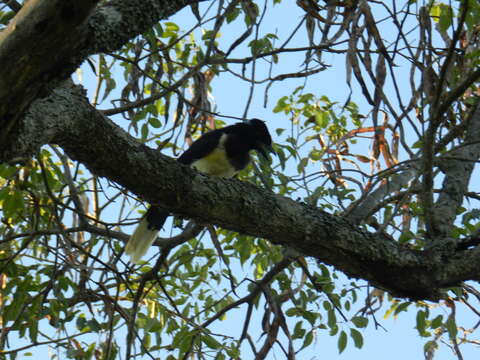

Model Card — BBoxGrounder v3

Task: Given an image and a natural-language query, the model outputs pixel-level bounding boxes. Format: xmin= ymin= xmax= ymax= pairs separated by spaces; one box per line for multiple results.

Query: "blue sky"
xmin=80 ymin=1 xmax=477 ymax=359
xmin=162 ymin=2 xmax=478 ymax=359
xmin=8 ymin=0 xmax=478 ymax=359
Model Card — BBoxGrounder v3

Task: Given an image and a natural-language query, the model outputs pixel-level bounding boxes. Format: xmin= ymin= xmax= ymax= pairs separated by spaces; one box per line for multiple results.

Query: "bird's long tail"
xmin=125 ymin=206 xmax=169 ymax=263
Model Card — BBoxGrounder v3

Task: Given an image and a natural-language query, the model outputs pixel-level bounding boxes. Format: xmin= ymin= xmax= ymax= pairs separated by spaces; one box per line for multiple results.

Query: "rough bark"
xmin=346 ymin=164 xmax=420 ymax=225
xmin=1 ymin=0 xmax=480 ymax=301
xmin=5 ymin=80 xmax=478 ymax=300
xmin=0 ymin=0 xmax=206 ymax=153
xmin=0 ymin=0 xmax=97 ymax=143
xmin=431 ymin=100 xmax=480 ymax=238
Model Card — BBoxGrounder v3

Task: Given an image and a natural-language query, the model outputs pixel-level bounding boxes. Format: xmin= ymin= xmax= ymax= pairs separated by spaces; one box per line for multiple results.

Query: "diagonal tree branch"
xmin=431 ymin=100 xmax=480 ymax=239
xmin=0 ymin=0 xmax=208 ymax=152
xmin=1 ymin=0 xmax=479 ymax=303
xmin=2 ymin=0 xmax=22 ymax=12
xmin=6 ymin=80 xmax=478 ymax=301
xmin=345 ymin=162 xmax=420 ymax=225
xmin=0 ymin=0 xmax=97 ymax=138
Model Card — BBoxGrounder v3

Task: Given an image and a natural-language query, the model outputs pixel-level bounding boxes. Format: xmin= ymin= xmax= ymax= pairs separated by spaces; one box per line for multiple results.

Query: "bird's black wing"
xmin=177 ymin=128 xmax=224 ymax=165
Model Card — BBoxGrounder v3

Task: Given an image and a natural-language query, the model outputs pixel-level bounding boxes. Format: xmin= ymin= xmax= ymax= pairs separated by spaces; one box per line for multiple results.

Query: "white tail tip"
xmin=125 ymin=218 xmax=159 ymax=264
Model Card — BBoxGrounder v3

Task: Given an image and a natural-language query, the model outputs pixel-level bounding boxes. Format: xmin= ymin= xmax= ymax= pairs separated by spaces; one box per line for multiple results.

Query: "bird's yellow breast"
xmin=191 ymin=147 xmax=237 ymax=178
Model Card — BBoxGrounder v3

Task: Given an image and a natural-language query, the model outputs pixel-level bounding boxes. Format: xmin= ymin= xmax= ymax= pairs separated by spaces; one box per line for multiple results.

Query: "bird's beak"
xmin=257 ymin=144 xmax=275 ymax=160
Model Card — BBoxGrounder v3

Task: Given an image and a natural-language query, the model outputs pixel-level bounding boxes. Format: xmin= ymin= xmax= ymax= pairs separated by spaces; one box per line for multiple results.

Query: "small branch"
xmin=201 ymin=257 xmax=293 ymax=328
xmin=0 ymin=331 xmax=92 ymax=356
xmin=2 ymin=0 xmax=21 ymax=12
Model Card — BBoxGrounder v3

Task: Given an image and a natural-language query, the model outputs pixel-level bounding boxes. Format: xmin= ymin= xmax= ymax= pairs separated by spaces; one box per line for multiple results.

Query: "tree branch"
xmin=0 ymin=0 xmax=208 ymax=154
xmin=0 ymin=0 xmax=97 ymax=141
xmin=5 ymin=81 xmax=474 ymax=300
xmin=431 ymin=100 xmax=480 ymax=238
xmin=345 ymin=162 xmax=420 ymax=225
xmin=1 ymin=0 xmax=478 ymax=302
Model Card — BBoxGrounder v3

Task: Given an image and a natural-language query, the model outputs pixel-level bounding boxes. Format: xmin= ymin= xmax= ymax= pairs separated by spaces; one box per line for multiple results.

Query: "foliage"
xmin=1 ymin=0 xmax=480 ymax=359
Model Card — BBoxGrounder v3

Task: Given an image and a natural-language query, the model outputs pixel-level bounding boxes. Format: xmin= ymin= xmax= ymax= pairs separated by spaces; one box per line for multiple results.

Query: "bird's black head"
xmin=247 ymin=118 xmax=273 ymax=159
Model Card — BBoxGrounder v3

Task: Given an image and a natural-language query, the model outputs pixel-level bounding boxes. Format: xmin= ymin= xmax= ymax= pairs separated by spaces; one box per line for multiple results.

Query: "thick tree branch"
xmin=431 ymin=100 xmax=480 ymax=238
xmin=0 ymin=0 xmax=97 ymax=140
xmin=86 ymin=0 xmax=207 ymax=55
xmin=8 ymin=81 xmax=477 ymax=300
xmin=1 ymin=0 xmax=479 ymax=302
xmin=0 ymin=0 xmax=207 ymax=153
xmin=345 ymin=162 xmax=420 ymax=225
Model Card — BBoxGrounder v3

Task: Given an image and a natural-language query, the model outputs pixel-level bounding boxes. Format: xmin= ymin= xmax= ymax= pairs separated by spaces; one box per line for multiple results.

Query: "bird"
xmin=125 ymin=118 xmax=273 ymax=263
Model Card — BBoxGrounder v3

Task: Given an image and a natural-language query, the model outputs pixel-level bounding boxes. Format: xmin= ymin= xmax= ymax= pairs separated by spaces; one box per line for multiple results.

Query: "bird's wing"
xmin=177 ymin=129 xmax=224 ymax=165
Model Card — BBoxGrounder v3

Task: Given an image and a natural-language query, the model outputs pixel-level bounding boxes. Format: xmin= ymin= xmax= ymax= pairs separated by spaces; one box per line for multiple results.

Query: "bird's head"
xmin=247 ymin=118 xmax=274 ymax=159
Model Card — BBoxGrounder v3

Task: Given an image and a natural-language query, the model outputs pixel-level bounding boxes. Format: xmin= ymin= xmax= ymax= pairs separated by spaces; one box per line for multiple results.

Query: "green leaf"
xmin=394 ymin=302 xmax=411 ymax=315
xmin=416 ymin=310 xmax=429 ymax=337
xmin=315 ymin=111 xmax=329 ymax=128
xmin=439 ymin=9 xmax=453 ymax=32
xmin=202 ymin=335 xmax=222 ymax=349
xmin=248 ymin=39 xmax=263 ymax=55
xmin=293 ymin=321 xmax=305 ymax=339
xmin=0 ymin=164 xmax=16 ymax=180
xmin=141 ymin=123 xmax=149 ymax=140
xmin=202 ymin=30 xmax=218 ymax=41
xmin=76 ymin=314 xmax=87 ymax=331
xmin=430 ymin=3 xmax=453 ymax=32
xmin=215 ymin=352 xmax=226 ymax=360
xmin=164 ymin=22 xmax=179 ymax=34
xmin=430 ymin=315 xmax=443 ymax=329
xmin=177 ymin=331 xmax=194 ymax=355
xmin=143 ymin=333 xmax=151 ymax=350
xmin=0 ymin=11 xmax=15 ymax=25
xmin=4 ymin=292 xmax=26 ymax=322
xmin=351 ymin=316 xmax=368 ymax=328
xmin=87 ymin=318 xmax=102 ymax=332
xmin=226 ymin=6 xmax=241 ymax=23
xmin=338 ymin=330 xmax=348 ymax=353
xmin=445 ymin=316 xmax=458 ymax=340
xmin=149 ymin=117 xmax=161 ymax=128
xmin=327 ymin=309 xmax=337 ymax=330
xmin=273 ymin=96 xmax=288 ymax=113
xmin=285 ymin=307 xmax=298 ymax=317
xmin=28 ymin=320 xmax=38 ymax=343
xmin=225 ymin=345 xmax=240 ymax=358
xmin=350 ymin=328 xmax=363 ymax=349
xmin=1 ymin=189 xmax=24 ymax=221
xmin=424 ymin=340 xmax=438 ymax=355
xmin=302 ymin=331 xmax=313 ymax=349
xmin=297 ymin=157 xmax=309 ymax=173
xmin=412 ymin=139 xmax=423 ymax=149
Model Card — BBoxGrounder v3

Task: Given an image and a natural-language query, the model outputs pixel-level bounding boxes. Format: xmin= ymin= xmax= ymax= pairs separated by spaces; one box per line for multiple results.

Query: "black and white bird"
xmin=125 ymin=118 xmax=273 ymax=263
